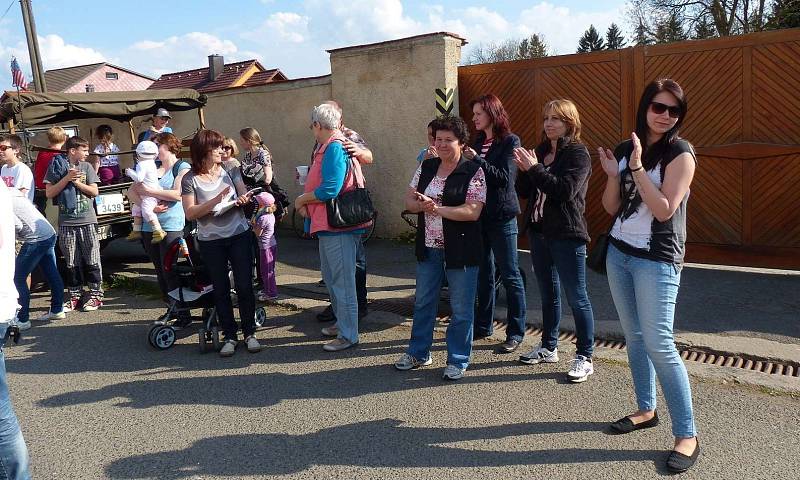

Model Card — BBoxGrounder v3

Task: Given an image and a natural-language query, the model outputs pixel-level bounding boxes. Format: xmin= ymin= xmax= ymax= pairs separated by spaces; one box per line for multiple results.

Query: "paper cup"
xmin=295 ymin=165 xmax=309 ymax=185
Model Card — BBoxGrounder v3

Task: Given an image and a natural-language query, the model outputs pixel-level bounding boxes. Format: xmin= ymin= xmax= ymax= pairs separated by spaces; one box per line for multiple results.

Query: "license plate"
xmin=96 ymin=224 xmax=113 ymax=241
xmin=95 ymin=193 xmax=124 ymax=215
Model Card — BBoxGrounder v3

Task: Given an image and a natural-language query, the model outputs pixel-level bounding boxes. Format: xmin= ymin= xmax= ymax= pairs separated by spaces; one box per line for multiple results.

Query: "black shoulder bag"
xmin=326 ymin=153 xmax=376 ymax=228
xmin=587 ymin=174 xmax=635 ymax=274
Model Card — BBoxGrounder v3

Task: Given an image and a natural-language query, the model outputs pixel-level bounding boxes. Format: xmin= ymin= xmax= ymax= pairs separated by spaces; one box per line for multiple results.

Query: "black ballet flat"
xmin=666 ymin=439 xmax=700 ymax=473
xmin=607 ymin=411 xmax=660 ymax=434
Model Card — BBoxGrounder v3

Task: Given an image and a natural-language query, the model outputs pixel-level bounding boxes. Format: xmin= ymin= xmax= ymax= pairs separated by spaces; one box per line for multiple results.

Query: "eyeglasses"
xmin=222 ymin=146 xmax=233 ymax=151
xmin=0 ymin=144 xmax=13 ymax=151
xmin=650 ymin=102 xmax=681 ymax=119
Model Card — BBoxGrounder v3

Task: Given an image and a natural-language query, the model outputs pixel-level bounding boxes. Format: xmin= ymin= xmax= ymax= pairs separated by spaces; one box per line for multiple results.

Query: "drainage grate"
xmin=367 ymin=299 xmax=799 ymax=378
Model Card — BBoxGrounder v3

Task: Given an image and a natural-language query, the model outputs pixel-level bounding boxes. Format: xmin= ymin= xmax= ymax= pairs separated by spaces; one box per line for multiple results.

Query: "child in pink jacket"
xmin=253 ymin=192 xmax=278 ymax=302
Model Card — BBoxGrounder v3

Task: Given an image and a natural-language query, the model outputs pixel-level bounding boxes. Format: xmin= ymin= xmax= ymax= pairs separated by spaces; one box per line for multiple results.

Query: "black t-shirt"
xmin=609 ymin=138 xmax=696 ymax=264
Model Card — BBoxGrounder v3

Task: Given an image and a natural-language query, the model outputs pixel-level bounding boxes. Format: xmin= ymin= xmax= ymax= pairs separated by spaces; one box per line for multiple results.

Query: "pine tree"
xmin=605 ymin=23 xmax=627 ymax=49
xmin=655 ymin=13 xmax=688 ymax=43
xmin=518 ymin=33 xmax=549 ymax=58
xmin=768 ymin=0 xmax=800 ymax=28
xmin=577 ymin=25 xmax=606 ymax=53
xmin=693 ymin=15 xmax=717 ymax=38
xmin=633 ymin=19 xmax=653 ymax=45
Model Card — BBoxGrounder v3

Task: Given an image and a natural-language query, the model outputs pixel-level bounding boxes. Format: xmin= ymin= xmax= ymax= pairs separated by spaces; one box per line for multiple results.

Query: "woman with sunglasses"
xmin=597 ymin=78 xmax=699 ymax=473
xmin=221 ymin=137 xmax=240 ymax=170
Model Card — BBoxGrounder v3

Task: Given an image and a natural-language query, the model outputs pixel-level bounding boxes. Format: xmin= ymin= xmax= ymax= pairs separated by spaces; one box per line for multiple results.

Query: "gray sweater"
xmin=13 ymin=192 xmax=55 ymax=243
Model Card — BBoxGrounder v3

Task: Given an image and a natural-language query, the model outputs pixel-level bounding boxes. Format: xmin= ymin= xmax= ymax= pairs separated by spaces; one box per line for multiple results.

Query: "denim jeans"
xmin=475 ymin=217 xmax=527 ymax=342
xmin=356 ymin=237 xmax=367 ymax=311
xmin=198 ymin=230 xmax=256 ymax=341
xmin=529 ymin=233 xmax=595 ymax=357
xmin=14 ymin=235 xmax=64 ymax=323
xmin=0 ymin=325 xmax=30 ymax=480
xmin=407 ymin=248 xmax=479 ymax=370
xmin=318 ymin=233 xmax=360 ymax=344
xmin=606 ymin=243 xmax=696 ymax=438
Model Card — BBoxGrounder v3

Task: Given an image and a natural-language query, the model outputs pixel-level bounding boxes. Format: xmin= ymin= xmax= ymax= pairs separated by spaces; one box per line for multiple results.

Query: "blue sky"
xmin=0 ymin=0 xmax=629 ymax=88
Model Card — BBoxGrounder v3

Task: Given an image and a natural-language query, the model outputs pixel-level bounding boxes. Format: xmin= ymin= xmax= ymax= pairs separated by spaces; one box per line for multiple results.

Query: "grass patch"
xmin=104 ymin=274 xmax=163 ymax=299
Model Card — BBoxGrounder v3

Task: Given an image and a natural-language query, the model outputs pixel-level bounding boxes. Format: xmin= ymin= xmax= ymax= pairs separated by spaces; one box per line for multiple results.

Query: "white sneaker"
xmin=219 ymin=339 xmax=237 ymax=357
xmin=519 ymin=344 xmax=559 ymax=364
xmin=567 ymin=355 xmax=594 ymax=383
xmin=15 ymin=320 xmax=31 ymax=331
xmin=36 ymin=310 xmax=66 ymax=321
xmin=394 ymin=353 xmax=433 ymax=371
xmin=245 ymin=335 xmax=261 ymax=353
xmin=442 ymin=364 xmax=465 ymax=381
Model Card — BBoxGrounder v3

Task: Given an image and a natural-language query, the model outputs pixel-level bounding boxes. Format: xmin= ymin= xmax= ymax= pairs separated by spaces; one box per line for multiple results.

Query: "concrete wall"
xmin=152 ymin=33 xmax=464 ymax=237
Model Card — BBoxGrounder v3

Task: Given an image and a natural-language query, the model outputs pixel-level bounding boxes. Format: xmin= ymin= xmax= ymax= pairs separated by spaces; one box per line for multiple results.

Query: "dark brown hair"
xmin=469 ymin=93 xmax=511 ymax=139
xmin=636 ymin=78 xmax=688 ymax=171
xmin=190 ymin=129 xmax=224 ymax=174
xmin=0 ymin=134 xmax=22 ymax=150
xmin=431 ymin=115 xmax=470 ymax=145
xmin=65 ymin=136 xmax=89 ymax=151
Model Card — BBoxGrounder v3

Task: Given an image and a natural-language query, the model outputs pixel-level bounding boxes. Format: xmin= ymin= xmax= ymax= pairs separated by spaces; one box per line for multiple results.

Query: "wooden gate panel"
xmin=751 ymin=154 xmax=800 ymax=247
xmin=686 ymin=156 xmax=743 ymax=244
xmin=644 ymin=48 xmax=744 ymax=145
xmin=752 ymin=42 xmax=800 ymax=144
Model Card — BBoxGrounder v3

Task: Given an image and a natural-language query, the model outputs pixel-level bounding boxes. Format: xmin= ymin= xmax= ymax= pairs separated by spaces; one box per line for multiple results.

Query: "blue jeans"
xmin=529 ymin=233 xmax=595 ymax=357
xmin=606 ymin=243 xmax=696 ymax=438
xmin=14 ymin=235 xmax=64 ymax=323
xmin=198 ymin=230 xmax=256 ymax=341
xmin=0 ymin=325 xmax=30 ymax=480
xmin=319 ymin=233 xmax=360 ymax=344
xmin=408 ymin=248 xmax=478 ymax=370
xmin=475 ymin=217 xmax=527 ymax=342
xmin=356 ymin=238 xmax=367 ymax=311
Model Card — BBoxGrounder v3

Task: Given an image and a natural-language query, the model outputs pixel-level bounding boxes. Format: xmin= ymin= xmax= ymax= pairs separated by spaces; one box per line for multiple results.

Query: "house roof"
xmin=148 ymin=60 xmax=287 ymax=93
xmin=30 ymin=62 xmax=155 ymax=92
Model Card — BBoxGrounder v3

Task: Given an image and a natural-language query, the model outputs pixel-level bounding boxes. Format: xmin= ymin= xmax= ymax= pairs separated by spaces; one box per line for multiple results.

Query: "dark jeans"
xmin=14 ymin=236 xmax=64 ymax=323
xmin=475 ymin=217 xmax=527 ymax=342
xmin=529 ymin=232 xmax=595 ymax=357
xmin=198 ymin=230 xmax=256 ymax=341
xmin=141 ymin=231 xmax=184 ymax=299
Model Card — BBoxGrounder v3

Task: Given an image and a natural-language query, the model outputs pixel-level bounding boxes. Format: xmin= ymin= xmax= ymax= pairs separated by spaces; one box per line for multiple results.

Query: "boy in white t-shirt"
xmin=0 ymin=134 xmax=34 ymax=202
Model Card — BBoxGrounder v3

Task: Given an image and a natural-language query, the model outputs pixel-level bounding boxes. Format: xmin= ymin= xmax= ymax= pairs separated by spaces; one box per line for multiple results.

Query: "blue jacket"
xmin=46 ymin=154 xmax=77 ymax=212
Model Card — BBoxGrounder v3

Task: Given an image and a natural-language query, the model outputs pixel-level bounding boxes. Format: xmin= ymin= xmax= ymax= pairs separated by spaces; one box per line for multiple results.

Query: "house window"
xmin=105 ymin=72 xmax=119 ymax=80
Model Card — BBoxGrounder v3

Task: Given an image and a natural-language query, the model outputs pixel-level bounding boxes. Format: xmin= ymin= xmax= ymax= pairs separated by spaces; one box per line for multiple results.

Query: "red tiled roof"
xmin=149 ymin=60 xmax=285 ymax=93
xmin=239 ymin=69 xmax=287 ymax=88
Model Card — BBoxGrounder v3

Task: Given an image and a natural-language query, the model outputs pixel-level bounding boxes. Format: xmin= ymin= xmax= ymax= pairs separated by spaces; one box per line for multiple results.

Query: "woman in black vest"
xmin=394 ymin=115 xmax=487 ymax=381
xmin=469 ymin=94 xmax=528 ymax=353
xmin=514 ymin=99 xmax=596 ymax=383
xmin=598 ymin=79 xmax=699 ymax=473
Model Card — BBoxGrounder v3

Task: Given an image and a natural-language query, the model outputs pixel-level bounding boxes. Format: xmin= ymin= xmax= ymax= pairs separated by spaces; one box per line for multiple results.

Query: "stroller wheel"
xmin=147 ymin=324 xmax=161 ymax=347
xmin=152 ymin=326 xmax=176 ymax=350
xmin=211 ymin=327 xmax=221 ymax=351
xmin=255 ymin=307 xmax=267 ymax=328
xmin=198 ymin=328 xmax=209 ymax=353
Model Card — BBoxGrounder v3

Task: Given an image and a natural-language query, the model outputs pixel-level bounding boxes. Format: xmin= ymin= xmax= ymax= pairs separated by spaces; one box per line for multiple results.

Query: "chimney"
xmin=208 ymin=54 xmax=224 ymax=81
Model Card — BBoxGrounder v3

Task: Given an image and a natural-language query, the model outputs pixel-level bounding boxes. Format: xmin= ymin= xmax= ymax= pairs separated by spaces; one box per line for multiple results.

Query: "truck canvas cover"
xmin=0 ymin=89 xmax=207 ymax=126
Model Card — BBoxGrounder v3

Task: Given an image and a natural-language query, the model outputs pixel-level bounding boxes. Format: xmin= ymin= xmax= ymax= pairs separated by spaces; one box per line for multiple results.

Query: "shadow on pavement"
xmin=103 ymin=419 xmax=663 ymax=478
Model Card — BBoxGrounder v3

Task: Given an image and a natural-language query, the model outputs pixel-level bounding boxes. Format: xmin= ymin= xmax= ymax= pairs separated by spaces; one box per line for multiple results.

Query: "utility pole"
xmin=20 ymin=0 xmax=46 ymax=92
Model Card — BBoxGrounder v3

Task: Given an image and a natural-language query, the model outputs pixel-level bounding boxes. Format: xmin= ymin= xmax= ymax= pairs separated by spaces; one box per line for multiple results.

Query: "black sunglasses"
xmin=222 ymin=146 xmax=233 ymax=151
xmin=650 ymin=102 xmax=681 ymax=119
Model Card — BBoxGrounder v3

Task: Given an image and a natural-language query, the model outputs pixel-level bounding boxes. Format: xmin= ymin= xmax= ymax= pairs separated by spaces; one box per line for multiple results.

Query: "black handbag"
xmin=326 ymin=156 xmax=375 ymax=228
xmin=587 ymin=175 xmax=635 ymax=274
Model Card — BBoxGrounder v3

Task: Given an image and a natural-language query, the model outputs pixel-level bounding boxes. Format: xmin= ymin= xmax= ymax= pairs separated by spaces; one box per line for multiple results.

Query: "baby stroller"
xmin=147 ymin=233 xmax=267 ymax=351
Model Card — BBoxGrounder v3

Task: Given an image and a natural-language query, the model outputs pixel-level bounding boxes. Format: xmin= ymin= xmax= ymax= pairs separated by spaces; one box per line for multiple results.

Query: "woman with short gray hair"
xmin=294 ymin=103 xmax=371 ymax=351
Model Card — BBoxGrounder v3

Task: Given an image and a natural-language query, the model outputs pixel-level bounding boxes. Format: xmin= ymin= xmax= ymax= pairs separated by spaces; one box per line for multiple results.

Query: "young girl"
xmin=239 ymin=127 xmax=273 ymax=187
xmin=253 ymin=192 xmax=278 ymax=302
xmin=126 ymin=141 xmax=166 ymax=243
xmin=91 ymin=124 xmax=121 ymax=184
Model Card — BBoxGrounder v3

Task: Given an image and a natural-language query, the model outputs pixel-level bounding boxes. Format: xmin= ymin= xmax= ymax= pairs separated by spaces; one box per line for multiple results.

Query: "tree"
xmin=632 ymin=18 xmax=654 ymax=45
xmin=768 ymin=0 xmax=800 ymax=28
xmin=605 ymin=23 xmax=627 ymax=49
xmin=693 ymin=15 xmax=718 ymax=38
xmin=654 ymin=12 xmax=689 ymax=43
xmin=577 ymin=25 xmax=606 ymax=52
xmin=630 ymin=0 xmax=770 ymax=37
xmin=466 ymin=34 xmax=549 ymax=65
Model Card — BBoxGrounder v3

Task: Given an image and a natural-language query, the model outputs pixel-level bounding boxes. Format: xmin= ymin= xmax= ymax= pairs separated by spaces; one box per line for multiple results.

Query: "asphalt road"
xmin=5 ymin=288 xmax=800 ymax=479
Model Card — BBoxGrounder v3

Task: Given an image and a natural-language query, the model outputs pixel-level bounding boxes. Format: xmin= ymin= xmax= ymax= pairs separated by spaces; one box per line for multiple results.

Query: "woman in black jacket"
xmin=514 ymin=99 xmax=596 ymax=383
xmin=469 ymin=94 xmax=528 ymax=353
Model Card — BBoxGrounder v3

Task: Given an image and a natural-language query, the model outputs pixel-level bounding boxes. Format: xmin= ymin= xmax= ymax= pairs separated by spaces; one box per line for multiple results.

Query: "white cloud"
xmin=264 ymin=12 xmax=309 ymax=43
xmin=121 ymin=32 xmax=245 ymax=78
xmin=515 ymin=2 xmax=625 ymax=54
xmin=38 ymin=34 xmax=106 ymax=70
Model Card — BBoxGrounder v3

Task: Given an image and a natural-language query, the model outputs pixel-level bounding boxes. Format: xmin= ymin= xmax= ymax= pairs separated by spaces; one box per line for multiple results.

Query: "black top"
xmin=515 ymin=139 xmax=592 ymax=243
xmin=471 ymin=132 xmax=522 ymax=222
xmin=414 ymin=157 xmax=483 ymax=268
xmin=609 ymin=138 xmax=696 ymax=264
